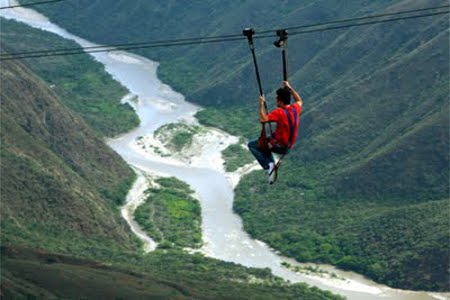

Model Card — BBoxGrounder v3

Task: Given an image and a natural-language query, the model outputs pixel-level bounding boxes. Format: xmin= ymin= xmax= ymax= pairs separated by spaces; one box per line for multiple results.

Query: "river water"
xmin=1 ymin=3 xmax=448 ymax=300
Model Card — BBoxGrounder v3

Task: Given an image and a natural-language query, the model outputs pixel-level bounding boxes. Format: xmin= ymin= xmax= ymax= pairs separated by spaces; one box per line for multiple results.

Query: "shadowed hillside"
xmin=1 ymin=246 xmax=343 ymax=300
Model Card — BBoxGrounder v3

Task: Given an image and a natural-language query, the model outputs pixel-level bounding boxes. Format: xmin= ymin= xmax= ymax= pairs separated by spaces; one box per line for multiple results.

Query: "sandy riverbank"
xmin=132 ymin=119 xmax=259 ymax=188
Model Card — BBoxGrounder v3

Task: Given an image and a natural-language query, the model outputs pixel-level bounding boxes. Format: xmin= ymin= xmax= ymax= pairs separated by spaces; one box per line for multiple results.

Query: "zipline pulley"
xmin=274 ymin=29 xmax=288 ymax=81
xmin=243 ymin=28 xmax=264 ymax=97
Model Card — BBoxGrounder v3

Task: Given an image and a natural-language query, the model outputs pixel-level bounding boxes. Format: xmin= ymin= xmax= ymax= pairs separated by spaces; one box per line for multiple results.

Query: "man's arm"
xmin=259 ymin=95 xmax=270 ymax=123
xmin=284 ymin=81 xmax=303 ymax=106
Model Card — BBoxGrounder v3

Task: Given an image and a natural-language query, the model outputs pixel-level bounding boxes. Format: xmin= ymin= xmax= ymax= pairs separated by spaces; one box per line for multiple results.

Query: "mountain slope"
xmin=0 ymin=56 xmax=137 ymax=254
xmin=302 ymin=24 xmax=449 ymax=201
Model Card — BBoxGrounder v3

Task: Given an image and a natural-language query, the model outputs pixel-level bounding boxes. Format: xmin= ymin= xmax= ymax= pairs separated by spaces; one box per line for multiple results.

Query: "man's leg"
xmin=248 ymin=139 xmax=274 ymax=170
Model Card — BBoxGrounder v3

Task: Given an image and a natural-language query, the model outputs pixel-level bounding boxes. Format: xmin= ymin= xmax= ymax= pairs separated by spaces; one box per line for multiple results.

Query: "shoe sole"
xmin=269 ymin=168 xmax=278 ymax=185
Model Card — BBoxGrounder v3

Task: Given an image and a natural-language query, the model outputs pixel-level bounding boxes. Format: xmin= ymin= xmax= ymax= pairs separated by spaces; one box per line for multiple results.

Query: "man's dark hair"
xmin=276 ymin=87 xmax=291 ymax=105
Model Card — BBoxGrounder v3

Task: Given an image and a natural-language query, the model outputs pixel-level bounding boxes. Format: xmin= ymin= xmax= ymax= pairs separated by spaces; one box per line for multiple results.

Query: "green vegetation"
xmin=196 ymin=107 xmax=258 ymax=140
xmin=154 ymin=123 xmax=202 ymax=152
xmin=14 ymin=0 xmax=450 ymax=291
xmin=235 ymin=172 xmax=449 ymax=290
xmin=0 ymin=18 xmax=139 ymax=137
xmin=222 ymin=142 xmax=255 ymax=172
xmin=134 ymin=177 xmax=202 ymax=248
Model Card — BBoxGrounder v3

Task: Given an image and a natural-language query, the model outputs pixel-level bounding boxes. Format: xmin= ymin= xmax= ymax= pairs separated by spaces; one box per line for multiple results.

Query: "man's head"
xmin=276 ymin=87 xmax=291 ymax=106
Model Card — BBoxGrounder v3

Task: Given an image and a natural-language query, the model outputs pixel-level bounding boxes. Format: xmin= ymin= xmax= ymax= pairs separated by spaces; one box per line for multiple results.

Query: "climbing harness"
xmin=244 ymin=28 xmax=298 ymax=184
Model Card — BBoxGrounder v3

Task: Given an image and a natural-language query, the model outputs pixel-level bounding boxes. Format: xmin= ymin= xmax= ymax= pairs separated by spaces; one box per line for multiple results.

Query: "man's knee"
xmin=248 ymin=140 xmax=258 ymax=151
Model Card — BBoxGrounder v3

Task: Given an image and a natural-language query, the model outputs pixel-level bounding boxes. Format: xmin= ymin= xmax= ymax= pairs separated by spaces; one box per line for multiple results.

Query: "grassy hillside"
xmin=0 ymin=18 xmax=139 ymax=137
xmin=0 ymin=55 xmax=138 ymax=256
xmin=22 ymin=0 xmax=450 ymax=291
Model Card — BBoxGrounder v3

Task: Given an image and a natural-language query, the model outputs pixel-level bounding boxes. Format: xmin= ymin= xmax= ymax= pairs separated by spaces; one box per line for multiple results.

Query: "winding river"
xmin=1 ymin=3 xmax=448 ymax=300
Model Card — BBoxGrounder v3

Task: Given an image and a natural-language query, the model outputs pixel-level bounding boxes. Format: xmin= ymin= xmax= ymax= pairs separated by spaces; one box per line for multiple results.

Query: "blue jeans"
xmin=248 ymin=139 xmax=288 ymax=170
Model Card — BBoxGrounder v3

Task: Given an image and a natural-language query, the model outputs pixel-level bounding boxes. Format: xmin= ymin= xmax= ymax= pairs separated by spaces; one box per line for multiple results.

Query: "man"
xmin=248 ymin=81 xmax=303 ymax=184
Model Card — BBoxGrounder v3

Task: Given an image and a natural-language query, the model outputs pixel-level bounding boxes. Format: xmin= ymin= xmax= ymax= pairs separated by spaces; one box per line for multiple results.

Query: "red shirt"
xmin=268 ymin=102 xmax=302 ymax=149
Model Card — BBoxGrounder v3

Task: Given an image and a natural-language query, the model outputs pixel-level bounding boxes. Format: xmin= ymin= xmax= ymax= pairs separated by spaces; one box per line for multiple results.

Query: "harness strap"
xmin=269 ymin=106 xmax=298 ymax=181
xmin=283 ymin=106 xmax=298 ymax=148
